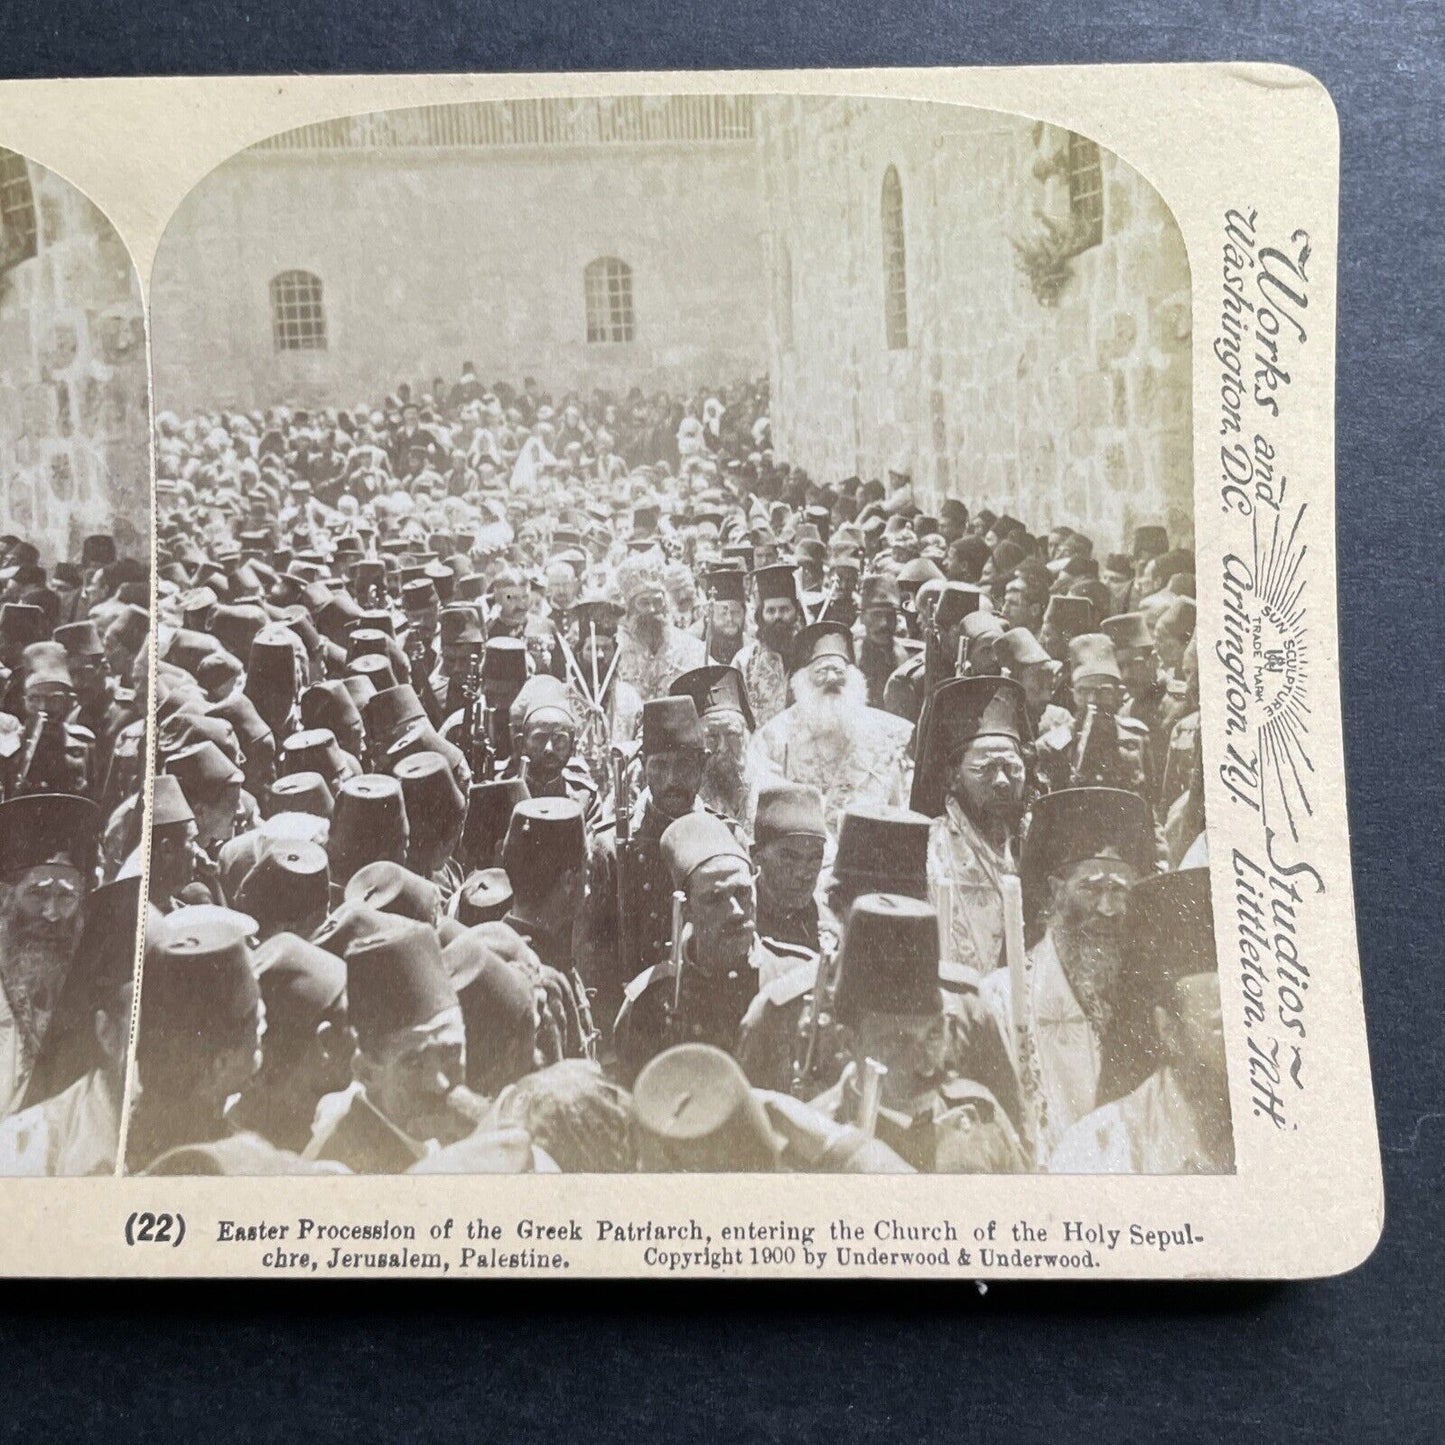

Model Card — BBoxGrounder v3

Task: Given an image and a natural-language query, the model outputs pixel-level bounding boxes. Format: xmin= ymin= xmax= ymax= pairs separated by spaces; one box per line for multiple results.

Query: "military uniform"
xmin=614 ymin=930 xmax=814 ymax=1075
xmin=736 ymin=949 xmax=1025 ymax=1137
xmin=859 ymin=636 xmax=910 ymax=710
xmin=882 ymin=651 xmax=928 ymax=726
xmin=815 ymin=1067 xmax=1028 ymax=1173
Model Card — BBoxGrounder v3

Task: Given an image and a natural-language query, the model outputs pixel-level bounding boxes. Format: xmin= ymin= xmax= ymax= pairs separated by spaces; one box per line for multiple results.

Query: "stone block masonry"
xmin=0 ymin=155 xmax=150 ymax=564
xmin=758 ymin=97 xmax=1194 ymax=546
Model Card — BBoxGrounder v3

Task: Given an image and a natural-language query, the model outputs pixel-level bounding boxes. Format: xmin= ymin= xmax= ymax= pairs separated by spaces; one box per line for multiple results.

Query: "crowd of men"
xmin=132 ymin=366 xmax=1229 ymax=1177
xmin=0 ymin=532 xmax=149 ymax=1175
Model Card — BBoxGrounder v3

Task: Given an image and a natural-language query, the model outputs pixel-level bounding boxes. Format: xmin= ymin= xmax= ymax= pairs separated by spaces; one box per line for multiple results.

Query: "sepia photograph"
xmin=133 ymin=91 xmax=1226 ymax=1178
xmin=0 ymin=146 xmax=150 ymax=1175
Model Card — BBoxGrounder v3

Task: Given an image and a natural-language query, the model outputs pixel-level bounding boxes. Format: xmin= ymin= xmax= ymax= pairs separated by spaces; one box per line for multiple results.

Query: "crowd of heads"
xmin=129 ymin=362 xmax=1225 ymax=1176
xmin=0 ymin=530 xmax=149 ymax=1174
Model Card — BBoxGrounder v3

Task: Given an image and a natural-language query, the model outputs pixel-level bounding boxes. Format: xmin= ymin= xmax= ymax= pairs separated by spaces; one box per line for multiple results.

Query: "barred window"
xmin=881 ymin=166 xmax=908 ymax=350
xmin=270 ymin=270 xmax=327 ymax=351
xmin=0 ymin=149 xmax=38 ymax=264
xmin=585 ymin=257 xmax=634 ymax=343
xmin=1066 ymin=134 xmax=1105 ymax=251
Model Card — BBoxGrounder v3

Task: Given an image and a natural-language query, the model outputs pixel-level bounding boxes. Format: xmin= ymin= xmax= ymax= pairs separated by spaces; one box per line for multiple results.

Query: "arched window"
xmin=270 ymin=270 xmax=327 ymax=351
xmin=0 ymin=149 xmax=38 ymax=264
xmin=881 ymin=166 xmax=908 ymax=350
xmin=585 ymin=257 xmax=635 ymax=343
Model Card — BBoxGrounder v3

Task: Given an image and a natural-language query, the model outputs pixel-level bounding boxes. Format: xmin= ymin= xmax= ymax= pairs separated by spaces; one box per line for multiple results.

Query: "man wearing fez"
xmin=1103 ymin=611 xmax=1169 ymax=774
xmin=750 ymin=783 xmax=827 ymax=952
xmin=857 ymin=573 xmax=909 ymax=709
xmin=699 ymin=568 xmax=747 ymax=666
xmin=733 ymin=562 xmax=801 ymax=728
xmin=55 ymin=620 xmax=125 ymax=784
xmin=1038 ymin=593 xmax=1094 ymax=667
xmin=393 ymin=750 xmax=467 ymax=897
xmin=442 ymin=635 xmax=528 ymax=773
xmin=807 ymin=893 xmax=1026 ymax=1173
xmin=506 ymin=674 xmax=599 ymax=821
xmin=613 ymin=812 xmax=813 ymax=1085
xmin=0 ymin=642 xmax=96 ymax=798
xmin=499 ymin=796 xmax=596 ymax=1054
xmin=0 ymin=794 xmax=100 ymax=1115
xmin=737 ymin=805 xmax=1021 ymax=1119
xmin=632 ymin=1042 xmax=912 ymax=1174
xmin=431 ymin=603 xmax=484 ymax=718
xmin=126 ymin=909 xmax=266 ymax=1171
xmin=912 ymin=675 xmax=1031 ymax=977
xmin=983 ymin=786 xmax=1157 ymax=1160
xmin=669 ymin=664 xmax=755 ymax=830
xmin=882 ymin=580 xmax=985 ymax=726
xmin=613 ymin=549 xmax=704 ymax=704
xmin=485 ymin=568 xmax=532 ymax=641
xmin=226 ymin=932 xmax=357 ymax=1157
xmin=166 ymin=739 xmax=246 ymax=858
xmin=750 ymin=622 xmax=912 ymax=839
xmin=306 ymin=915 xmax=484 ymax=1172
xmin=0 ymin=877 xmax=137 ymax=1174
xmin=147 ymin=775 xmax=212 ymax=909
xmin=588 ymin=695 xmax=731 ymax=1012
xmin=1050 ymin=869 xmax=1233 ymax=1174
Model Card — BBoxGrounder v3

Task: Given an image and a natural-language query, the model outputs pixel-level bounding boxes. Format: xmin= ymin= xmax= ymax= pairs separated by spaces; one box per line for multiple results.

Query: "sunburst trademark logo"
xmin=1252 ymin=504 xmax=1312 ymax=840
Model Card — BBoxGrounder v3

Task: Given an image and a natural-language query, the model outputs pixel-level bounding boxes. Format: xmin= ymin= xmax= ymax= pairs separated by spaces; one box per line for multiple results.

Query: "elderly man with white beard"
xmin=0 ymin=794 xmax=101 ymax=1117
xmin=748 ymin=622 xmax=913 ymax=841
xmin=614 ymin=549 xmax=706 ymax=704
xmin=981 ymin=785 xmax=1157 ymax=1163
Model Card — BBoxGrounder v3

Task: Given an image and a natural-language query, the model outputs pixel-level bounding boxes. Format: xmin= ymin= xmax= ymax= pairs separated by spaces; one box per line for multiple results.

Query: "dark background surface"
xmin=1 ymin=1 xmax=1441 ymax=1439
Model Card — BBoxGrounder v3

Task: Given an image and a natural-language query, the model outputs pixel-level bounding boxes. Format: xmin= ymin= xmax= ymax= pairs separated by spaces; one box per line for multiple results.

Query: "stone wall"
xmin=758 ymin=97 xmax=1193 ymax=548
xmin=151 ymin=135 xmax=769 ymax=415
xmin=0 ymin=155 xmax=150 ymax=564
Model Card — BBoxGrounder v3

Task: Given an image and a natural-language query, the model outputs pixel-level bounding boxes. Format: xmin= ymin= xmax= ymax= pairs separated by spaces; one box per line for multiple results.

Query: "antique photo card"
xmin=0 ymin=66 xmax=1381 ymax=1278
xmin=0 ymin=144 xmax=148 ymax=1177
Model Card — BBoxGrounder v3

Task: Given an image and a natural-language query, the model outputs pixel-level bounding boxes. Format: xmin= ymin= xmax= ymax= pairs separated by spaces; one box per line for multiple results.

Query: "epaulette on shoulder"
xmin=761 ymin=955 xmax=818 ymax=1007
xmin=622 ymin=965 xmax=662 ymax=1003
xmin=939 ymin=960 xmax=982 ymax=994
xmin=763 ymin=935 xmax=816 ymax=964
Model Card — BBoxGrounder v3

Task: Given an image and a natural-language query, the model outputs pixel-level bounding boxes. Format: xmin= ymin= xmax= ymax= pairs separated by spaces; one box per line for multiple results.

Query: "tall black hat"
xmin=909 ymin=676 xmax=1030 ymax=818
xmin=669 ymin=665 xmax=754 ymax=731
xmin=1019 ymin=786 xmax=1155 ymax=942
